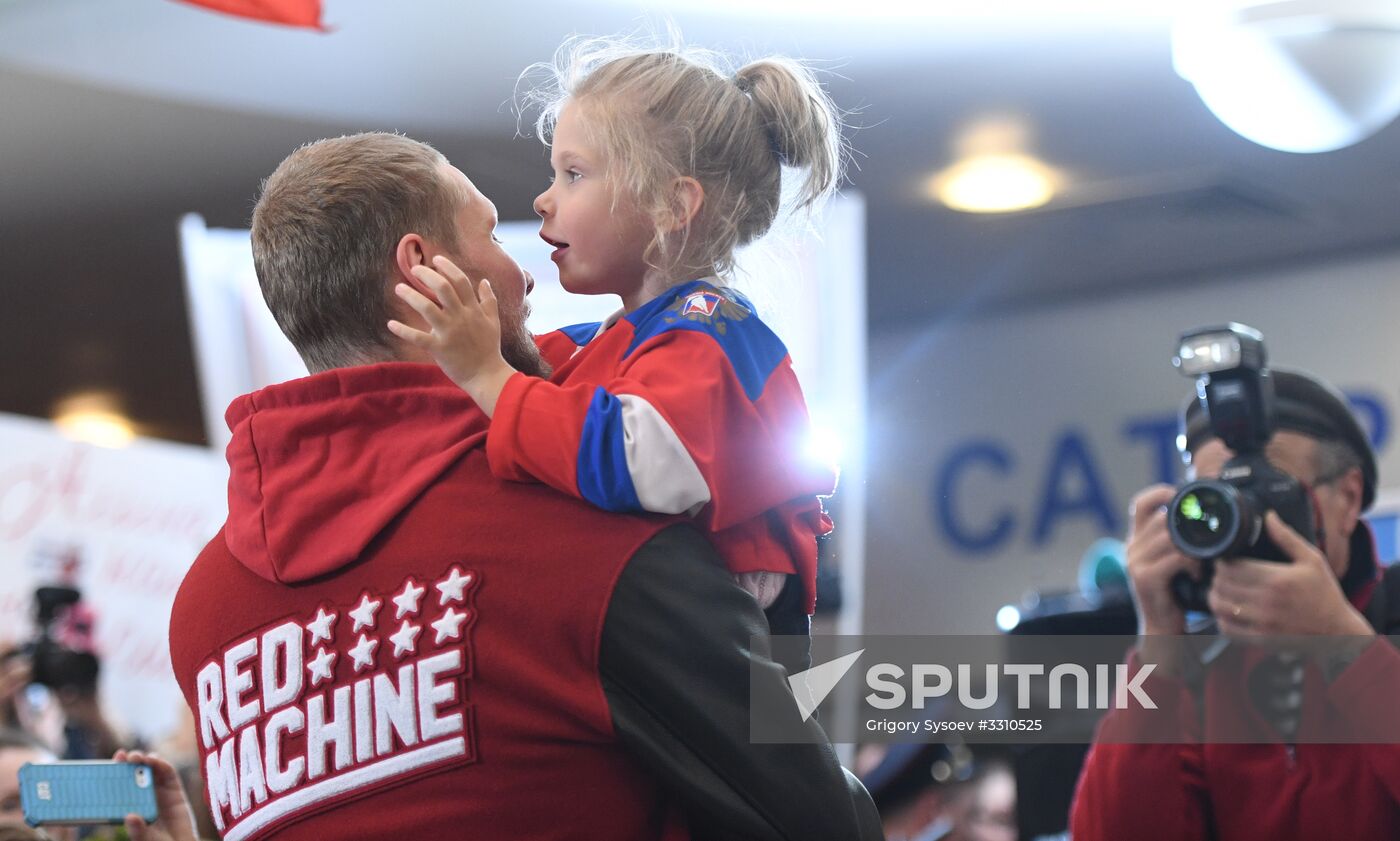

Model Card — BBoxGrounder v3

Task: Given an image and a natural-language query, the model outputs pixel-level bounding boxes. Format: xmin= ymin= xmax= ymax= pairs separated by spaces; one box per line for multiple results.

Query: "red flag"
xmin=174 ymin=0 xmax=324 ymax=30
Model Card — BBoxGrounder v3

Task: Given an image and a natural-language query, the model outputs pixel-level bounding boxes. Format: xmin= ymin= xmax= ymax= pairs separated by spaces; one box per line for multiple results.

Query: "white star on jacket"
xmin=349 ymin=593 xmax=383 ymax=633
xmin=431 ymin=607 xmax=469 ymax=644
xmin=307 ymin=647 xmax=336 ymax=686
xmin=435 ymin=567 xmax=473 ymax=605
xmin=389 ymin=621 xmax=423 ymax=658
xmin=305 ymin=607 xmax=337 ymax=644
xmin=392 ymin=579 xmax=426 ymax=619
xmin=348 ymin=634 xmax=380 ymax=673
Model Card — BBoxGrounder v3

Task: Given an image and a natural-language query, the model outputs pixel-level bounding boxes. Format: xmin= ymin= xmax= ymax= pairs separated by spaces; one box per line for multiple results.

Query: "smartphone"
xmin=18 ymin=761 xmax=158 ymax=826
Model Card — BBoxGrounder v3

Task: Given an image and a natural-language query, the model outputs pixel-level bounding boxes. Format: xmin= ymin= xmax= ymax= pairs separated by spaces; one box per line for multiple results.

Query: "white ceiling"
xmin=0 ymin=0 xmax=1175 ymax=130
xmin=2 ymin=0 xmax=1399 ymax=329
xmin=5 ymin=0 xmax=1400 ymax=442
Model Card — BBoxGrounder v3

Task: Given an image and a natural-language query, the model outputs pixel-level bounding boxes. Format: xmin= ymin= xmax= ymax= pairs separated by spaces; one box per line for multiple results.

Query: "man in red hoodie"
xmin=1070 ymin=369 xmax=1400 ymax=840
xmin=168 ymin=132 xmax=880 ymax=841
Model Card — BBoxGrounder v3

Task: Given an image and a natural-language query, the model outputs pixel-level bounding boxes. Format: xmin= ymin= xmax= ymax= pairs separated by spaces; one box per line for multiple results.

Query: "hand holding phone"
xmin=18 ymin=760 xmax=157 ymax=826
xmin=19 ymin=753 xmax=197 ymax=841
xmin=112 ymin=750 xmax=199 ymax=841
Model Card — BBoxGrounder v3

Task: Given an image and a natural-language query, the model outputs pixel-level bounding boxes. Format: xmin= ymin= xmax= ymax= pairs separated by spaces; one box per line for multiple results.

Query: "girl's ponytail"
xmin=734 ymin=57 xmax=843 ymax=214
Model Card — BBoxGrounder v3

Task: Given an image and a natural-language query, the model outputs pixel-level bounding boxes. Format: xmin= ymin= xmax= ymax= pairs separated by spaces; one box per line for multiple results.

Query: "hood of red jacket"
xmin=222 ymin=363 xmax=487 ymax=583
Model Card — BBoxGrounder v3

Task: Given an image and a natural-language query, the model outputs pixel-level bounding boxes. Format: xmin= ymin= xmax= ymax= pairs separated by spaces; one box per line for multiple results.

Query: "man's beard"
xmin=500 ymin=310 xmax=552 ymax=380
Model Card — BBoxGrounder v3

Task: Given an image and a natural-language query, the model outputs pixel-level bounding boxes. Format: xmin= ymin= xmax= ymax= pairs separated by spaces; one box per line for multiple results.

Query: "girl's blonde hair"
xmin=521 ymin=33 xmax=845 ymax=279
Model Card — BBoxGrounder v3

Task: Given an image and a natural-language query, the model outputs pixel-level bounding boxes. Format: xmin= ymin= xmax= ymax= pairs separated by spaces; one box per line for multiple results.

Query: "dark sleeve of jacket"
xmin=599 ymin=524 xmax=883 ymax=841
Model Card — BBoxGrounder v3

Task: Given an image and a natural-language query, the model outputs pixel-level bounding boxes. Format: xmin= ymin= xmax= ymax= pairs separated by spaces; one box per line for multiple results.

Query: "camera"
xmin=3 ymin=586 xmax=101 ymax=691
xmin=1165 ymin=324 xmax=1320 ymax=613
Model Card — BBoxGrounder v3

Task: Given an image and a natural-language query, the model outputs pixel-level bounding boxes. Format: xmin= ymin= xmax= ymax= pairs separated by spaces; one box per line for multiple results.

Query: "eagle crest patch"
xmin=665 ymin=288 xmax=750 ymax=336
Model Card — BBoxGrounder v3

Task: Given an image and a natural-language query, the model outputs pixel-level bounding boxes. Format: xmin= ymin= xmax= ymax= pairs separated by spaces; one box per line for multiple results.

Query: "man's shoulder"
xmin=173 ymin=526 xmax=228 ymax=602
xmin=606 ymin=523 xmax=764 ymax=637
xmin=622 ymin=524 xmax=722 ymax=572
xmin=168 ymin=527 xmax=240 ymax=688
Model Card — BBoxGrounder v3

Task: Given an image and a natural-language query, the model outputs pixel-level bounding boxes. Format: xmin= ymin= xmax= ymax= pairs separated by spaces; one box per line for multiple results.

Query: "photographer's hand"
xmin=1126 ymin=485 xmax=1202 ymax=637
xmin=0 ymin=646 xmax=30 ymax=727
xmin=1210 ymin=511 xmax=1373 ymax=637
xmin=59 ymin=687 xmax=120 ymax=759
xmin=112 ymin=750 xmax=198 ymax=841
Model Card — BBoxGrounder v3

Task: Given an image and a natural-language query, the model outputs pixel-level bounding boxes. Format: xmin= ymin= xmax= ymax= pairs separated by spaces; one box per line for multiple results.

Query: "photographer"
xmin=1070 ymin=362 xmax=1400 ymax=840
xmin=2 ymin=587 xmax=119 ymax=762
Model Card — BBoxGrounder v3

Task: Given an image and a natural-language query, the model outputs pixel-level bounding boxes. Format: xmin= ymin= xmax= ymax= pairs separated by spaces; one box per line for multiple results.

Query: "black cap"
xmin=1181 ymin=367 xmax=1378 ymax=510
xmin=861 ymin=742 xmax=975 ymax=813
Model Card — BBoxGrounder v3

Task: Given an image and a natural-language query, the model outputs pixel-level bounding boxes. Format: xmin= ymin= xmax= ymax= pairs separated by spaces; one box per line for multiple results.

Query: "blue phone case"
xmin=18 ymin=761 xmax=159 ymax=826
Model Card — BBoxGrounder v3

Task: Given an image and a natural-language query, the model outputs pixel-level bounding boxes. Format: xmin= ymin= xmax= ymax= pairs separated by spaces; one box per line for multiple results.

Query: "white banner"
xmin=0 ymin=413 xmax=226 ymax=743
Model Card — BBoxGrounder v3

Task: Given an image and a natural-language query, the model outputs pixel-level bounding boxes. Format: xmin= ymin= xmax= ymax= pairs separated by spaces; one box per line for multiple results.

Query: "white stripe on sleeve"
xmin=616 ymin=393 xmax=712 ymax=516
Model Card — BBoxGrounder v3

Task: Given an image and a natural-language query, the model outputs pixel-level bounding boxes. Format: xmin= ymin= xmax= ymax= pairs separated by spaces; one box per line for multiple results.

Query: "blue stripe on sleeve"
xmin=576 ymin=387 xmax=644 ymax=513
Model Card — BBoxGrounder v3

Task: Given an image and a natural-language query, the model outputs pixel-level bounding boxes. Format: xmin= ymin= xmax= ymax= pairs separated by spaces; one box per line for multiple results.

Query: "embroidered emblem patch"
xmin=665 ymin=287 xmax=750 ymax=335
xmin=682 ymin=291 xmax=720 ymax=316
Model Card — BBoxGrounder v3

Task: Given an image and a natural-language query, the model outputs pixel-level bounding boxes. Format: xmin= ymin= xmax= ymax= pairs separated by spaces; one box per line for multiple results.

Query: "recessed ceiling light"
xmin=930 ymin=153 xmax=1061 ymax=213
xmin=52 ymin=392 xmax=136 ymax=449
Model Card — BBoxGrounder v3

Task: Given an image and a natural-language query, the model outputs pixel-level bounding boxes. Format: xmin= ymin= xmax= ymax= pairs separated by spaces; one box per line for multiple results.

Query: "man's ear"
xmin=667 ymin=177 xmax=705 ymax=232
xmin=393 ymin=233 xmax=441 ymax=305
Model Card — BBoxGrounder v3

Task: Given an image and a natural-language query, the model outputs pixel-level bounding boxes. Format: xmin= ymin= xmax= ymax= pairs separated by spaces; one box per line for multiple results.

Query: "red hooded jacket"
xmin=169 ymin=364 xmax=688 ymax=841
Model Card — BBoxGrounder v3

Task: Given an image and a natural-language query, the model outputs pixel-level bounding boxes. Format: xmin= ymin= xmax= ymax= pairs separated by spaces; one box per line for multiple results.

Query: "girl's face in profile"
xmin=533 ymin=102 xmax=655 ymax=310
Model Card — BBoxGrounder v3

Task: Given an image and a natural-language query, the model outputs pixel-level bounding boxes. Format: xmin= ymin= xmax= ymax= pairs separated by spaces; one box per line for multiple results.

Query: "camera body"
xmin=13 ymin=586 xmax=100 ymax=691
xmin=1165 ymin=324 xmax=1320 ymax=613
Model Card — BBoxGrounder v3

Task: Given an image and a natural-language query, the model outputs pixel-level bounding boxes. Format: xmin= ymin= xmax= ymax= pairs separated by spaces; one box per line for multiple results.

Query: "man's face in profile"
xmin=434 ymin=163 xmax=549 ymax=378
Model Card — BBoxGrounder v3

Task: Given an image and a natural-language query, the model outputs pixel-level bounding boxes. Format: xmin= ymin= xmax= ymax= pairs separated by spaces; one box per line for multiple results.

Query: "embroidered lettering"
xmin=199 ymin=568 xmax=480 ymax=841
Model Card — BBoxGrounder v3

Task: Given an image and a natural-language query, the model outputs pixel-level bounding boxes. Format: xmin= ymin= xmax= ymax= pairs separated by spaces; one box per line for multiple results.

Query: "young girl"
xmin=388 ymin=38 xmax=845 ymax=640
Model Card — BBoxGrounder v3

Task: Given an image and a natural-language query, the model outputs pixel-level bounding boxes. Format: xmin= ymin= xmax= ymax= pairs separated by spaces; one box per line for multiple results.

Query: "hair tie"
xmin=768 ymin=132 xmax=788 ymax=166
xmin=734 ymin=75 xmax=785 ymax=164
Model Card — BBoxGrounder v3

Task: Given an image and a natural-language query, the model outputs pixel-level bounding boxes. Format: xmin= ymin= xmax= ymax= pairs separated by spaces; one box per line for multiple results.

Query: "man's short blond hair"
xmin=251 ymin=133 xmax=462 ymax=372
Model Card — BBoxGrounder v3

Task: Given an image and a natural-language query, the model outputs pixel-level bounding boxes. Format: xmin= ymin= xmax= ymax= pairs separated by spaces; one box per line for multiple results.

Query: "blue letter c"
xmin=933 ymin=442 xmax=1016 ymax=555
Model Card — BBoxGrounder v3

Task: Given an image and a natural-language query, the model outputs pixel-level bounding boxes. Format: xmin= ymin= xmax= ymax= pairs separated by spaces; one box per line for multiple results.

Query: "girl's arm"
xmin=487 ymin=327 xmax=831 ymax=533
xmin=392 ymin=259 xmax=833 ymax=531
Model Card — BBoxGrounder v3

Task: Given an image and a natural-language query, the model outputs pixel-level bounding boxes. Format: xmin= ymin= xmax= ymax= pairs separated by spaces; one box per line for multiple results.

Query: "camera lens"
xmin=1169 ymin=482 xmax=1242 ymax=559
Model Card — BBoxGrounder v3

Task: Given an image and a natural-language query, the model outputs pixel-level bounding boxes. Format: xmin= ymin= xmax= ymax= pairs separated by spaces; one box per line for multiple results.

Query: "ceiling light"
xmin=931 ymin=154 xmax=1061 ymax=213
xmin=931 ymin=114 xmax=1063 ymax=213
xmin=52 ymin=392 xmax=136 ymax=449
xmin=1174 ymin=0 xmax=1400 ymax=153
